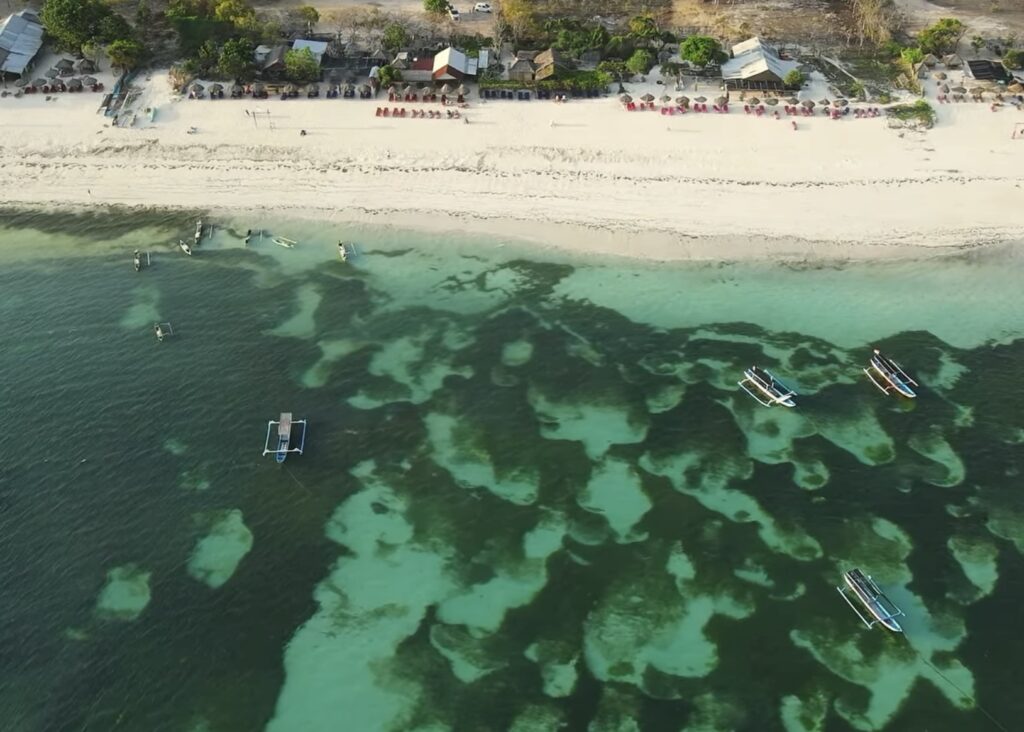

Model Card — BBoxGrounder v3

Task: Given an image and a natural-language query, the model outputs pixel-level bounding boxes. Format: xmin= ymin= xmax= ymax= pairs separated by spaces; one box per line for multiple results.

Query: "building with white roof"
xmin=721 ymin=37 xmax=799 ymax=90
xmin=291 ymin=39 xmax=329 ymax=65
xmin=0 ymin=9 xmax=44 ymax=77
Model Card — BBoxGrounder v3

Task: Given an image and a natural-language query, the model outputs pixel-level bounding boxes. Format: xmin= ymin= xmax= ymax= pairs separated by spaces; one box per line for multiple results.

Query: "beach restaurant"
xmin=721 ymin=37 xmax=799 ymax=92
xmin=0 ymin=9 xmax=44 ymax=79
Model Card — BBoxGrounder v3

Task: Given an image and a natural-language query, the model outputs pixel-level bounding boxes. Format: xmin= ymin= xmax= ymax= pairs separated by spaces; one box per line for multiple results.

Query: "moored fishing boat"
xmin=262 ymin=412 xmax=308 ymax=463
xmin=837 ymin=568 xmax=904 ymax=632
xmin=133 ymin=249 xmax=142 ymax=272
xmin=338 ymin=241 xmax=351 ymax=261
xmin=179 ymin=239 xmax=192 ymax=256
xmin=738 ymin=366 xmax=797 ymax=407
xmin=194 ymin=219 xmax=204 ymax=246
xmin=153 ymin=322 xmax=173 ymax=341
xmin=864 ymin=348 xmax=917 ymax=398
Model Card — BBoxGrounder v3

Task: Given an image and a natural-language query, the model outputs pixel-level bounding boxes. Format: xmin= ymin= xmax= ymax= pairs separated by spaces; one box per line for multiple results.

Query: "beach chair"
xmin=376 ymin=107 xmax=382 ymax=116
xmin=382 ymin=108 xmax=390 ymax=117
xmin=744 ymin=105 xmax=750 ymax=114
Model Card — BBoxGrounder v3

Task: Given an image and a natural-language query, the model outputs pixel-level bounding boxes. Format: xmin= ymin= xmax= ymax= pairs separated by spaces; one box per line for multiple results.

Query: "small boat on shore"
xmin=338 ymin=241 xmax=351 ymax=261
xmin=864 ymin=349 xmax=917 ymax=398
xmin=179 ymin=239 xmax=192 ymax=256
xmin=194 ymin=220 xmax=204 ymax=246
xmin=244 ymin=229 xmax=254 ymax=246
xmin=133 ymin=249 xmax=142 ymax=272
xmin=273 ymin=236 xmax=297 ymax=249
xmin=837 ymin=568 xmax=904 ymax=632
xmin=738 ymin=366 xmax=796 ymax=407
xmin=262 ymin=412 xmax=308 ymax=463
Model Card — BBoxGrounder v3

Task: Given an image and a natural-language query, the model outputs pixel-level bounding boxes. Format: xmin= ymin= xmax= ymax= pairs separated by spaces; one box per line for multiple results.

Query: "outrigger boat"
xmin=154 ymin=322 xmax=173 ymax=342
xmin=133 ymin=249 xmax=142 ymax=272
xmin=273 ymin=236 xmax=297 ymax=249
xmin=262 ymin=412 xmax=307 ymax=463
xmin=837 ymin=568 xmax=904 ymax=632
xmin=738 ymin=366 xmax=797 ymax=407
xmin=194 ymin=219 xmax=204 ymax=246
xmin=179 ymin=239 xmax=193 ymax=256
xmin=864 ymin=349 xmax=917 ymax=398
xmin=338 ymin=241 xmax=352 ymax=261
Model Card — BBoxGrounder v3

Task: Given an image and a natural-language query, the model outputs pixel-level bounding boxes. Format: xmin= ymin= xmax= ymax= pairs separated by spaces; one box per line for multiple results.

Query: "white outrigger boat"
xmin=738 ymin=366 xmax=797 ymax=407
xmin=133 ymin=249 xmax=142 ymax=272
xmin=179 ymin=239 xmax=193 ymax=256
xmin=194 ymin=219 xmax=204 ymax=246
xmin=864 ymin=349 xmax=917 ymax=398
xmin=837 ymin=568 xmax=905 ymax=632
xmin=273 ymin=236 xmax=297 ymax=249
xmin=338 ymin=241 xmax=353 ymax=261
xmin=154 ymin=322 xmax=173 ymax=342
xmin=262 ymin=412 xmax=307 ymax=463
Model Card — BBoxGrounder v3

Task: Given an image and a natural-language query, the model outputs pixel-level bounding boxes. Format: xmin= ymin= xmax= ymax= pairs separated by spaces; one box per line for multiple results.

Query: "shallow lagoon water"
xmin=1 ymin=209 xmax=1023 ymax=731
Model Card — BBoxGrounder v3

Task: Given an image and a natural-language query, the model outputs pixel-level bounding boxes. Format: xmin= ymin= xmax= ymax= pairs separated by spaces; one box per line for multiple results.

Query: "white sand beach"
xmin=1 ymin=69 xmax=1022 ymax=261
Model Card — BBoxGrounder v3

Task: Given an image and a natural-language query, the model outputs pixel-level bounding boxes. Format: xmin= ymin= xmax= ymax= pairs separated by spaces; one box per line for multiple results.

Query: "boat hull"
xmin=842 ymin=570 xmax=903 ymax=632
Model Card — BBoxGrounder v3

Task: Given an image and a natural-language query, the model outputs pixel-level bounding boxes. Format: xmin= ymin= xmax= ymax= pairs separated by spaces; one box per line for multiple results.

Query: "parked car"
xmin=448 ymin=6 xmax=460 ymax=21
xmin=474 ymin=2 xmax=492 ymax=11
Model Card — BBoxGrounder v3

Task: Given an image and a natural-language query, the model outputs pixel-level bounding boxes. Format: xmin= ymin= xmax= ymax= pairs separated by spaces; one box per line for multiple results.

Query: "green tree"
xmin=284 ymin=47 xmax=320 ymax=83
xmin=96 ymin=13 xmax=133 ymax=44
xmin=1003 ymin=49 xmax=1024 ymax=69
xmin=679 ymin=36 xmax=724 ymax=67
xmin=917 ymin=18 xmax=966 ymax=55
xmin=603 ymin=35 xmax=636 ymax=60
xmin=106 ymin=38 xmax=145 ymax=72
xmin=377 ymin=64 xmax=401 ymax=87
xmin=218 ymin=37 xmax=255 ymax=79
xmin=136 ymin=1 xmax=152 ymax=27
xmin=597 ymin=59 xmax=628 ymax=81
xmin=900 ymin=46 xmax=924 ymax=65
xmin=627 ymin=15 xmax=658 ymax=42
xmin=297 ymin=6 xmax=319 ymax=26
xmin=424 ymin=0 xmax=448 ymax=15
xmin=41 ymin=0 xmax=114 ymax=50
xmin=969 ymin=35 xmax=984 ymax=53
xmin=214 ymin=0 xmax=256 ymax=26
xmin=196 ymin=38 xmax=220 ymax=74
xmin=382 ymin=23 xmax=410 ymax=51
xmin=625 ymin=48 xmax=653 ymax=75
xmin=783 ymin=69 xmax=804 ymax=87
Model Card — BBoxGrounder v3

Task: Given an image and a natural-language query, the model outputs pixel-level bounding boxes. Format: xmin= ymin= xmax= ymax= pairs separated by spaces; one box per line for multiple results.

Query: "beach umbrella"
xmin=801 ymin=99 xmax=815 ymax=108
xmin=253 ymin=82 xmax=266 ymax=93
xmin=748 ymin=96 xmax=760 ymax=105
xmin=619 ymin=93 xmax=632 ymax=103
xmin=440 ymin=83 xmax=453 ymax=94
xmin=190 ymin=82 xmax=204 ymax=93
xmin=786 ymin=96 xmax=799 ymax=105
xmin=387 ymin=85 xmax=397 ymax=95
xmin=56 ymin=58 xmax=74 ymax=74
xmin=308 ymin=83 xmax=319 ymax=91
xmin=359 ymin=84 xmax=370 ymax=94
xmin=344 ymin=83 xmax=355 ymax=93
xmin=33 ymin=78 xmax=48 ymax=88
xmin=640 ymin=93 xmax=655 ymax=102
xmin=675 ymin=95 xmax=689 ymax=105
xmin=940 ymin=83 xmax=949 ymax=93
xmin=67 ymin=78 xmax=83 ymax=90
xmin=764 ymin=97 xmax=778 ymax=106
xmin=714 ymin=96 xmax=727 ymax=106
xmin=230 ymin=82 xmax=243 ymax=95
xmin=933 ymin=71 xmax=947 ymax=80
xmin=694 ymin=95 xmax=706 ymax=103
xmin=969 ymin=86 xmax=985 ymax=96
xmin=45 ymin=68 xmax=59 ymax=78
xmin=14 ymin=77 xmax=29 ymax=87
xmin=951 ymin=86 xmax=966 ymax=94
xmin=209 ymin=83 xmax=223 ymax=93
xmin=833 ymin=99 xmax=848 ymax=107
xmin=76 ymin=58 xmax=97 ymax=73
xmin=456 ymin=84 xmax=467 ymax=96
xmin=660 ymin=94 xmax=672 ymax=103
xmin=818 ymin=97 xmax=830 ymax=106
xmin=285 ymin=83 xmax=298 ymax=94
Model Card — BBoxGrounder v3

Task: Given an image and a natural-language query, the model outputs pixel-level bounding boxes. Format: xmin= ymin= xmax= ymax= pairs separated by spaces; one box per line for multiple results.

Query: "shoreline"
xmin=2 ymin=71 xmax=1023 ymax=262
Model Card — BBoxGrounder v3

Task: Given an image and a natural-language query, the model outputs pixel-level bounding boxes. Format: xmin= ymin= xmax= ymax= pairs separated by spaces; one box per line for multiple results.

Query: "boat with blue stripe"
xmin=864 ymin=348 xmax=917 ymax=398
xmin=262 ymin=412 xmax=307 ymax=463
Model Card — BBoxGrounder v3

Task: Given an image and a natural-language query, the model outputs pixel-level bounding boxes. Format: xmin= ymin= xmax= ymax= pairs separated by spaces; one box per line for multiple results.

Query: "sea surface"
xmin=1 ymin=209 xmax=1022 ymax=732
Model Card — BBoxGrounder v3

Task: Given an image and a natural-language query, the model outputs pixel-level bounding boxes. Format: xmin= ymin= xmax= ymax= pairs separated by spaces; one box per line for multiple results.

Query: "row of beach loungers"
xmin=376 ymin=107 xmax=462 ymax=119
xmin=388 ymin=93 xmax=460 ymax=103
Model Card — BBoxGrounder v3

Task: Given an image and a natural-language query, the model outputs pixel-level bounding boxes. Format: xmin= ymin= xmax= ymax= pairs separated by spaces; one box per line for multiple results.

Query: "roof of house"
xmin=533 ymin=48 xmax=565 ymax=69
xmin=432 ymin=46 xmax=477 ymax=79
xmin=292 ymin=39 xmax=328 ymax=63
xmin=263 ymin=45 xmax=288 ymax=69
xmin=0 ymin=9 xmax=44 ymax=76
xmin=721 ymin=36 xmax=798 ymax=81
xmin=965 ymin=59 xmax=1010 ymax=82
xmin=509 ymin=58 xmax=535 ymax=72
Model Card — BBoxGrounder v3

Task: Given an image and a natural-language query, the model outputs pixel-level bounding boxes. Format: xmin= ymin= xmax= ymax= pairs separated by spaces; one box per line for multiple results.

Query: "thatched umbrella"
xmin=456 ymin=84 xmax=467 ymax=96
xmin=969 ymin=86 xmax=985 ymax=96
xmin=45 ymin=68 xmax=59 ymax=79
xmin=801 ymin=99 xmax=815 ymax=109
xmin=387 ymin=85 xmax=397 ymax=95
xmin=748 ymin=96 xmax=760 ymax=105
xmin=308 ymin=82 xmax=319 ymax=92
xmin=619 ymin=93 xmax=632 ymax=103
xmin=786 ymin=96 xmax=799 ymax=105
xmin=66 ymin=78 xmax=83 ymax=91
xmin=951 ymin=86 xmax=966 ymax=94
xmin=359 ymin=84 xmax=371 ymax=94
xmin=675 ymin=95 xmax=689 ymax=105
xmin=344 ymin=83 xmax=355 ymax=93
xmin=56 ymin=58 xmax=74 ymax=74
xmin=440 ymin=83 xmax=453 ymax=94
xmin=76 ymin=58 xmax=97 ymax=73
xmin=833 ymin=99 xmax=848 ymax=107
xmin=14 ymin=76 xmax=29 ymax=87
xmin=209 ymin=82 xmax=223 ymax=94
xmin=940 ymin=83 xmax=950 ymax=93
xmin=660 ymin=94 xmax=672 ymax=103
xmin=190 ymin=82 xmax=205 ymax=94
xmin=714 ymin=95 xmax=727 ymax=106
xmin=33 ymin=78 xmax=48 ymax=88
xmin=694 ymin=95 xmax=706 ymax=103
xmin=933 ymin=71 xmax=947 ymax=80
xmin=230 ymin=82 xmax=244 ymax=96
xmin=285 ymin=83 xmax=298 ymax=95
xmin=818 ymin=97 xmax=830 ymax=106
xmin=253 ymin=82 xmax=266 ymax=95
xmin=640 ymin=93 xmax=655 ymax=102
xmin=764 ymin=97 xmax=778 ymax=106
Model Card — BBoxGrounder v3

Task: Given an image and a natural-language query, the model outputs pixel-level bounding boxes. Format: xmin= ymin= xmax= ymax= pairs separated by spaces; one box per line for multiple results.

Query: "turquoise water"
xmin=1 ymin=209 xmax=1022 ymax=732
